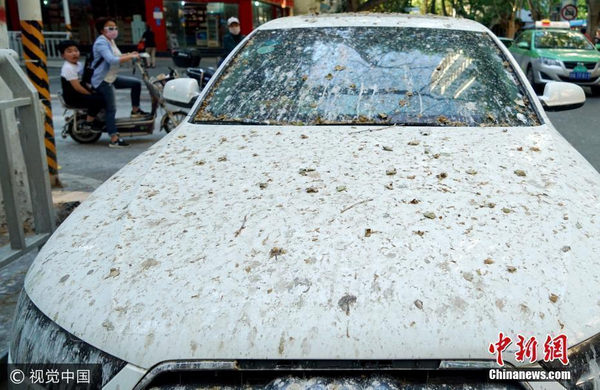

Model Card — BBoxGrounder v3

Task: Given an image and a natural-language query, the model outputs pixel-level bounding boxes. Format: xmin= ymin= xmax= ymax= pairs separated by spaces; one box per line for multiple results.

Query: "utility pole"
xmin=17 ymin=0 xmax=61 ymax=187
xmin=62 ymin=0 xmax=71 ymax=37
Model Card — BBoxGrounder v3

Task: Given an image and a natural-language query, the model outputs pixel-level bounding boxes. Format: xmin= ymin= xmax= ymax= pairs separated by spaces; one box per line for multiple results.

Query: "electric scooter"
xmin=186 ymin=67 xmax=215 ymax=90
xmin=171 ymin=49 xmax=215 ymax=90
xmin=60 ymin=54 xmax=187 ymax=144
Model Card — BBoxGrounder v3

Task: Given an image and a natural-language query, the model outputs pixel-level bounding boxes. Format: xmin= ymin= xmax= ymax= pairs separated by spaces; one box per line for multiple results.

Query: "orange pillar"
xmin=145 ymin=0 xmax=167 ymax=51
xmin=239 ymin=0 xmax=253 ymax=35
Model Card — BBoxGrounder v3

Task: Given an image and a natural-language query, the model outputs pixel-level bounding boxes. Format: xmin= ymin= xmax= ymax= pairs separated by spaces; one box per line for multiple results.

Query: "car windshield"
xmin=534 ymin=30 xmax=594 ymax=50
xmin=195 ymin=27 xmax=539 ymax=127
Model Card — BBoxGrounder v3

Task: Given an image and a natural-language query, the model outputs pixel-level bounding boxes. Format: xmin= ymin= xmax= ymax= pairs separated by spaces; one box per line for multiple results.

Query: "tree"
xmin=588 ymin=0 xmax=600 ymax=40
xmin=370 ymin=0 xmax=413 ymax=12
xmin=526 ymin=0 xmax=544 ymax=20
xmin=343 ymin=0 xmax=405 ymax=11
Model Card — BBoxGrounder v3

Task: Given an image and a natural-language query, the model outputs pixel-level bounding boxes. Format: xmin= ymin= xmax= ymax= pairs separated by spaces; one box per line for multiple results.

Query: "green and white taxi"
xmin=510 ymin=20 xmax=600 ymax=94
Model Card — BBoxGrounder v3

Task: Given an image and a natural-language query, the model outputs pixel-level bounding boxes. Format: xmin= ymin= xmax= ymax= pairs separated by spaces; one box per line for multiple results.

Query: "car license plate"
xmin=570 ymin=71 xmax=591 ymax=80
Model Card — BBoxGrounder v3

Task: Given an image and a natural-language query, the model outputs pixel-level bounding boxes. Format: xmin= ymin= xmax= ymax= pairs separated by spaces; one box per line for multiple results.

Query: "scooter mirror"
xmin=163 ymin=78 xmax=200 ymax=109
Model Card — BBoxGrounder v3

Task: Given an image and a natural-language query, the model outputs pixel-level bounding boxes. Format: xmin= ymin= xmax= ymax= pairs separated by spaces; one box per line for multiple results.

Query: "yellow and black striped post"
xmin=17 ymin=0 xmax=60 ymax=187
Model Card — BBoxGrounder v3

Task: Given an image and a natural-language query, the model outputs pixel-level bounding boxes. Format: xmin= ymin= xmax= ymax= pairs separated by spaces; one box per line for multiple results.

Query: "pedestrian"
xmin=222 ymin=17 xmax=245 ymax=61
xmin=142 ymin=24 xmax=156 ymax=68
xmin=581 ymin=27 xmax=592 ymax=43
xmin=92 ymin=17 xmax=149 ymax=148
xmin=58 ymin=40 xmax=104 ymax=131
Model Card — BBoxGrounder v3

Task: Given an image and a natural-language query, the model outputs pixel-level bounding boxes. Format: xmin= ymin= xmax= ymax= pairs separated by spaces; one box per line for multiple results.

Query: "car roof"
xmin=521 ymin=27 xmax=571 ymax=32
xmin=257 ymin=13 xmax=488 ymax=33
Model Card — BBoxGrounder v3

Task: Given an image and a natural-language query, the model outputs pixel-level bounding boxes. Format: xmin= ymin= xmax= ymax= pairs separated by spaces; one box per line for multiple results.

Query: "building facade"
xmin=5 ymin=0 xmax=293 ymax=52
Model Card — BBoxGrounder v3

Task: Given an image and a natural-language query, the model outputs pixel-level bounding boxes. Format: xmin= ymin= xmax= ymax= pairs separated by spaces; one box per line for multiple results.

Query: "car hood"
xmin=26 ymin=123 xmax=600 ymax=369
xmin=536 ymin=48 xmax=600 ymax=62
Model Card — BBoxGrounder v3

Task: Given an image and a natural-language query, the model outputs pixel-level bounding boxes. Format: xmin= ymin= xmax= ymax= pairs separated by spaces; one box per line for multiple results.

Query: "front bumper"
xmin=532 ymin=59 xmax=600 ymax=86
xmin=4 ymin=293 xmax=570 ymax=390
xmin=122 ymin=360 xmax=566 ymax=390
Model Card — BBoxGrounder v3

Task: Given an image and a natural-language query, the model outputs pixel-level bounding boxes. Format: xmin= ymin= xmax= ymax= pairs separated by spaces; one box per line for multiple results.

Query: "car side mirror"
xmin=596 ymin=43 xmax=600 ymax=51
xmin=538 ymin=81 xmax=585 ymax=111
xmin=163 ymin=78 xmax=200 ymax=108
xmin=517 ymin=41 xmax=530 ymax=50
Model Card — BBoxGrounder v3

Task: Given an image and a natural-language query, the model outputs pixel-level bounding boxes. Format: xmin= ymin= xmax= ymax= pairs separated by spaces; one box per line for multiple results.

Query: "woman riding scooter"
xmin=92 ymin=17 xmax=150 ymax=148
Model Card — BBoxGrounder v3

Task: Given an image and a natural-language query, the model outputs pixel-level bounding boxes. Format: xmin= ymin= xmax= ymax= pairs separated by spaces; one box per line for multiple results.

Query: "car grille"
xmin=558 ymin=75 xmax=599 ymax=83
xmin=563 ymin=61 xmax=597 ymax=70
xmin=147 ymin=372 xmax=525 ymax=389
xmin=140 ymin=361 xmax=527 ymax=390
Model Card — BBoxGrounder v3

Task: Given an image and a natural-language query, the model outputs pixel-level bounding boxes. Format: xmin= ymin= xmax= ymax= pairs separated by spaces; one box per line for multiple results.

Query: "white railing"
xmin=8 ymin=31 xmax=71 ymax=61
xmin=0 ymin=49 xmax=55 ymax=268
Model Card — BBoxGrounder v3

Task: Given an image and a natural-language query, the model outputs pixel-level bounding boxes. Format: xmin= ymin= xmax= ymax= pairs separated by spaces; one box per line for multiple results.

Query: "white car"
xmin=9 ymin=14 xmax=599 ymax=390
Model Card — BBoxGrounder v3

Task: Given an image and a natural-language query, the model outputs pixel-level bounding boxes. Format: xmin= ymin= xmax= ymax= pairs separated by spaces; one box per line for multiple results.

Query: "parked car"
xmin=499 ymin=37 xmax=514 ymax=48
xmin=10 ymin=13 xmax=598 ymax=390
xmin=510 ymin=20 xmax=600 ymax=93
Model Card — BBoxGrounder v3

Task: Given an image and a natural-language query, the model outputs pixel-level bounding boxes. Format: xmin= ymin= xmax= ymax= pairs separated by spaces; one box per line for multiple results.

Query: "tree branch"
xmin=357 ymin=0 xmax=389 ymax=11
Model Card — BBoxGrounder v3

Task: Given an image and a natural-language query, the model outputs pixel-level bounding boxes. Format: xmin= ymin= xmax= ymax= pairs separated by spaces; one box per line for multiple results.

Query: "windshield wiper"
xmin=195 ymin=119 xmax=270 ymax=125
xmin=347 ymin=122 xmax=444 ymax=127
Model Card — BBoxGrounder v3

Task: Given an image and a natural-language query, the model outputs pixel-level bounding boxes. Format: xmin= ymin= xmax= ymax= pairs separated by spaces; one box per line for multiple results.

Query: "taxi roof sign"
xmin=535 ymin=20 xmax=570 ymax=29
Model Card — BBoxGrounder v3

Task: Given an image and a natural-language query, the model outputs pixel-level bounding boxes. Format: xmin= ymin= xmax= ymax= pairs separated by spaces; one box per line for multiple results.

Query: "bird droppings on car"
xmin=269 ymin=247 xmax=287 ymax=258
xmin=106 ymin=268 xmax=120 ymax=278
xmin=338 ymin=295 xmax=357 ymax=316
xmin=141 ymin=258 xmax=159 ymax=270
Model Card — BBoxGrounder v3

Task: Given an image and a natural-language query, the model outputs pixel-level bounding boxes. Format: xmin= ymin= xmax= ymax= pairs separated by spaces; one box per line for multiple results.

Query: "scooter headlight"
xmin=10 ymin=291 xmax=126 ymax=387
xmin=541 ymin=333 xmax=600 ymax=389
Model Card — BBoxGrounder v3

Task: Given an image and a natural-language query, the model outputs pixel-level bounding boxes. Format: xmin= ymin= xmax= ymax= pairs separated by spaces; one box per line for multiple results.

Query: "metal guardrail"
xmin=0 ymin=49 xmax=55 ymax=269
xmin=8 ymin=31 xmax=70 ymax=60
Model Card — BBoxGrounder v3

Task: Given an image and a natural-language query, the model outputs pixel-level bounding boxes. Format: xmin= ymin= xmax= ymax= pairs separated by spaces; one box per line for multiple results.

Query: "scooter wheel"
xmin=69 ymin=122 xmax=102 ymax=144
xmin=162 ymin=111 xmax=187 ymax=133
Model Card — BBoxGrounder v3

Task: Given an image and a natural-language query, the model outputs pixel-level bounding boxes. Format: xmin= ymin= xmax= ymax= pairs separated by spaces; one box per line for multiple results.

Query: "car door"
xmin=511 ymin=31 xmax=532 ymax=71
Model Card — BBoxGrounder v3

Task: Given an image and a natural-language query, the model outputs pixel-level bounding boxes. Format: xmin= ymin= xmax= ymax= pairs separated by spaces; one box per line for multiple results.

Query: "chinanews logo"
xmin=488 ymin=332 xmax=569 ymax=366
xmin=487 ymin=332 xmax=571 ymax=382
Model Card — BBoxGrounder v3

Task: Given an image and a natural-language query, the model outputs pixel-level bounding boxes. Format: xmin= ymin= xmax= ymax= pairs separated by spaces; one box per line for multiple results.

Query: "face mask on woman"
xmin=229 ymin=26 xmax=241 ymax=35
xmin=104 ymin=27 xmax=119 ymax=40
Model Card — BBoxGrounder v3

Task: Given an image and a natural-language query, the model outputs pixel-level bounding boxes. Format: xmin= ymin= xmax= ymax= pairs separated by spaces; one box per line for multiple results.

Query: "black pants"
xmin=64 ymin=92 xmax=105 ymax=118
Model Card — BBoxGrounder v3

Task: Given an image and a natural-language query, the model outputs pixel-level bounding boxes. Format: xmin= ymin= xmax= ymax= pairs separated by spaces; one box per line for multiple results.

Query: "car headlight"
xmin=539 ymin=57 xmax=562 ymax=67
xmin=541 ymin=333 xmax=600 ymax=389
xmin=10 ymin=290 xmax=126 ymax=387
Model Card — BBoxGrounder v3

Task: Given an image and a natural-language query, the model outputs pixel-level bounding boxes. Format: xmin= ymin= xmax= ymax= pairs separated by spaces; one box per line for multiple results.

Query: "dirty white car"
xmin=9 ymin=14 xmax=600 ymax=390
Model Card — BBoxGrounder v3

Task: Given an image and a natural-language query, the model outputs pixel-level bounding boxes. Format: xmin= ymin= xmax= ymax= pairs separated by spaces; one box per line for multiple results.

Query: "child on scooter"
xmin=58 ymin=40 xmax=105 ymax=131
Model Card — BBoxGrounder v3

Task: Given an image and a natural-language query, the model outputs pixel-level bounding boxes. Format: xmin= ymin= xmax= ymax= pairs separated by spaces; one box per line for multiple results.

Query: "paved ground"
xmin=0 ymin=252 xmax=34 ymax=361
xmin=1 ymin=60 xmax=599 ymax=369
xmin=547 ymin=88 xmax=600 ymax=171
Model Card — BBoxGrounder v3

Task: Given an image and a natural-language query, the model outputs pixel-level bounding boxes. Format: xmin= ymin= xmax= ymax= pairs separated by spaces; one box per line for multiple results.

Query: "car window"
xmin=514 ymin=32 xmax=529 ymax=46
xmin=195 ymin=27 xmax=540 ymax=127
xmin=534 ymin=30 xmax=594 ymax=50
